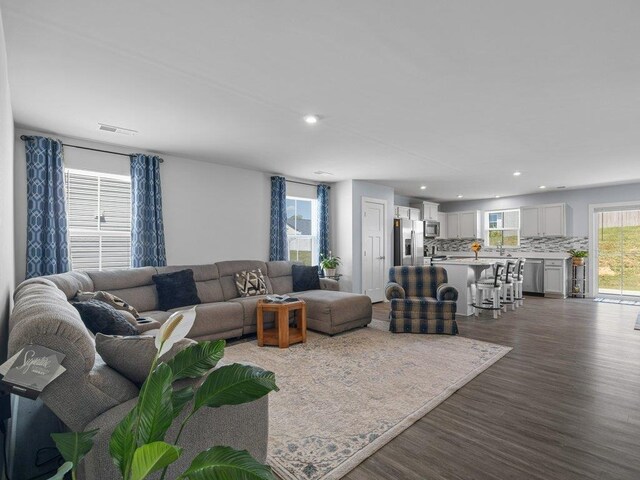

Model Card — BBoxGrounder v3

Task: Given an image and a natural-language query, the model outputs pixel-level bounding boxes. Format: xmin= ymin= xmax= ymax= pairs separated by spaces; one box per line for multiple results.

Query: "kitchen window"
xmin=286 ymin=196 xmax=318 ymax=266
xmin=65 ymin=168 xmax=131 ymax=270
xmin=485 ymin=209 xmax=520 ymax=247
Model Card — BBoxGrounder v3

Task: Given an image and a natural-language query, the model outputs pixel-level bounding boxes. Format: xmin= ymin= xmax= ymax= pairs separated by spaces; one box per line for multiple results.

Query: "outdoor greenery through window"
xmin=65 ymin=168 xmax=132 ymax=270
xmin=485 ymin=209 xmax=520 ymax=247
xmin=286 ymin=196 xmax=318 ymax=266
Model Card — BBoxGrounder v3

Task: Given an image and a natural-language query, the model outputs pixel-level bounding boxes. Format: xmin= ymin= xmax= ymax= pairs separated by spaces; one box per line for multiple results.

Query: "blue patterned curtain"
xmin=317 ymin=184 xmax=330 ymax=263
xmin=24 ymin=136 xmax=70 ymax=278
xmin=130 ymin=154 xmax=167 ymax=267
xmin=269 ymin=176 xmax=288 ymax=261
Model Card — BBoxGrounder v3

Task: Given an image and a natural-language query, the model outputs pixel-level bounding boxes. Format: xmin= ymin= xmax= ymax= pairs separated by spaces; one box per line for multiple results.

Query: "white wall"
xmin=331 ymin=180 xmax=353 ymax=292
xmin=0 ymin=8 xmax=14 ymax=360
xmin=13 ymin=128 xmax=273 ymax=282
xmin=439 ymin=183 xmax=640 ymax=237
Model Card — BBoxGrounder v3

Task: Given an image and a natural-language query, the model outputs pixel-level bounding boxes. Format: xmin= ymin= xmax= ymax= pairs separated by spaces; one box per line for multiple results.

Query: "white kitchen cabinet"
xmin=446 ymin=210 xmax=481 ymax=239
xmin=394 ymin=205 xmax=410 ymax=219
xmin=408 ymin=207 xmax=422 ymax=221
xmin=520 ymin=203 xmax=567 ymax=237
xmin=437 ymin=212 xmax=447 ymax=239
xmin=544 ymin=258 xmax=569 ymax=298
xmin=446 ymin=213 xmax=459 ymax=238
xmin=411 ymin=201 xmax=439 ymax=221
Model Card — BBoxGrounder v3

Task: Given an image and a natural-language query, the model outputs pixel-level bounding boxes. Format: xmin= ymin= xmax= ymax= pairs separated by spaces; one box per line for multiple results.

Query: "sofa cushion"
xmin=72 ymin=300 xmax=139 ymax=336
xmin=168 ymin=302 xmax=244 ymax=338
xmin=266 ymin=261 xmax=297 ymax=294
xmin=291 ymin=265 xmax=320 ymax=292
xmin=216 ymin=260 xmax=272 ymax=300
xmin=153 ymin=269 xmax=202 ymax=311
xmin=95 ymin=334 xmax=196 ymax=385
xmin=294 ymin=290 xmax=372 ymax=327
xmin=156 ymin=265 xmax=225 ymax=303
xmin=44 ymin=271 xmax=94 ymax=300
xmin=75 ymin=290 xmax=140 ymax=318
xmin=235 ymin=269 xmax=268 ymax=297
xmin=228 ymin=295 xmax=269 ymax=328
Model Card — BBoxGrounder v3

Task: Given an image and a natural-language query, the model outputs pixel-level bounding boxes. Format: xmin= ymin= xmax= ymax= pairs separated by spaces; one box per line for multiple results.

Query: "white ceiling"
xmin=2 ymin=0 xmax=640 ymax=201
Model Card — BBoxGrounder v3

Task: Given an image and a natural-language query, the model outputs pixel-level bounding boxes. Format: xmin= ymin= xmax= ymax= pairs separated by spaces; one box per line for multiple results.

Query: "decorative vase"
xmin=324 ymin=268 xmax=337 ymax=277
xmin=572 ymin=257 xmax=585 ymax=266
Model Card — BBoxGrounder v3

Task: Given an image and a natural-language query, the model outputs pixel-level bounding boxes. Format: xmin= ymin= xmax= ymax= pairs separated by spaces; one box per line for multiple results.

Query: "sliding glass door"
xmin=595 ymin=208 xmax=640 ymax=298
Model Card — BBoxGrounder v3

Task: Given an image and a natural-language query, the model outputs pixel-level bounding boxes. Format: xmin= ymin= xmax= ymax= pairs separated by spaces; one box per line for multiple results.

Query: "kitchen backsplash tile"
xmin=426 ymin=236 xmax=589 ymax=253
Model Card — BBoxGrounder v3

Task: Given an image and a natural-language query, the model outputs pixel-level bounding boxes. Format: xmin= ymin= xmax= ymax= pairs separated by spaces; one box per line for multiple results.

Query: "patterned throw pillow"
xmin=75 ymin=290 xmax=140 ymax=318
xmin=235 ymin=269 xmax=267 ymax=297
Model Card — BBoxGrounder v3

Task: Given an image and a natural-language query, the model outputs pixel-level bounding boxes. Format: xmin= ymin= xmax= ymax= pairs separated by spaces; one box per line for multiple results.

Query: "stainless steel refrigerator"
xmin=393 ymin=218 xmax=424 ymax=266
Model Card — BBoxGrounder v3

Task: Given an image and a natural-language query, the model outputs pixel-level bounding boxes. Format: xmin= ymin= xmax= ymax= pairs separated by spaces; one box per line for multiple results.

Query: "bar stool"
xmin=501 ymin=261 xmax=516 ymax=312
xmin=513 ymin=258 xmax=526 ymax=307
xmin=474 ymin=263 xmax=504 ymax=319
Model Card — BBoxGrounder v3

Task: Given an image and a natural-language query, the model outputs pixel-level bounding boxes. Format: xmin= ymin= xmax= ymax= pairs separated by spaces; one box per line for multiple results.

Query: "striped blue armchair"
xmin=385 ymin=266 xmax=459 ymax=334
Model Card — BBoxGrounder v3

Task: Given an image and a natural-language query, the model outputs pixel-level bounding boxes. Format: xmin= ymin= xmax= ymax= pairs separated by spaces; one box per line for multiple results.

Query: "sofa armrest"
xmin=319 ymin=278 xmax=340 ymax=291
xmin=82 ymin=377 xmax=269 ymax=479
xmin=385 ymin=282 xmax=405 ymax=300
xmin=436 ymin=283 xmax=459 ymax=302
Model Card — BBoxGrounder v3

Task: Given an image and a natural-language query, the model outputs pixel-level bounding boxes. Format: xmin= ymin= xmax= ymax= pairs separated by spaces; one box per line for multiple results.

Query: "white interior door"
xmin=362 ymin=198 xmax=386 ymax=302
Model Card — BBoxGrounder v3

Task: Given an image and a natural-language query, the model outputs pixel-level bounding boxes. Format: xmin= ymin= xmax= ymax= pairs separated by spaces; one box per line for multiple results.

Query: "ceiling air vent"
xmin=98 ymin=123 xmax=138 ymax=136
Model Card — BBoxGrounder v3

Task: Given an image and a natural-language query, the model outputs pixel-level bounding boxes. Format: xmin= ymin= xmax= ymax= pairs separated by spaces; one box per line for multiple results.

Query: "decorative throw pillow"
xmin=235 ymin=269 xmax=267 ymax=297
xmin=72 ymin=300 xmax=139 ymax=336
xmin=152 ymin=269 xmax=202 ymax=311
xmin=74 ymin=290 xmax=140 ymax=318
xmin=95 ymin=334 xmax=196 ymax=385
xmin=292 ymin=265 xmax=321 ymax=292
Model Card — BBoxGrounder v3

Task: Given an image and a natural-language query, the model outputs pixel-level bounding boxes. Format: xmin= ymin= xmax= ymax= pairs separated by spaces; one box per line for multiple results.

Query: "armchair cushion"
xmin=385 ymin=282 xmax=405 ymax=300
xmin=436 ymin=283 xmax=459 ymax=302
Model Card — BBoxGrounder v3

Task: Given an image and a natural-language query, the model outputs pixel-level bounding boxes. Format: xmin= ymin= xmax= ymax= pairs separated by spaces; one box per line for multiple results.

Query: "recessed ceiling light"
xmin=303 ymin=114 xmax=319 ymax=124
xmin=513 ymin=171 xmax=521 ymax=176
xmin=495 ymin=195 xmax=501 ymax=198
xmin=420 ymin=185 xmax=427 ymax=190
xmin=539 ymin=185 xmax=546 ymax=189
xmin=457 ymin=194 xmax=464 ymax=198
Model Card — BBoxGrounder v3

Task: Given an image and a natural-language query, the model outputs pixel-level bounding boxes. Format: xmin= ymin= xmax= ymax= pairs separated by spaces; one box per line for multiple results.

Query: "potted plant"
xmin=568 ymin=249 xmax=588 ymax=266
xmin=320 ymin=251 xmax=342 ymax=277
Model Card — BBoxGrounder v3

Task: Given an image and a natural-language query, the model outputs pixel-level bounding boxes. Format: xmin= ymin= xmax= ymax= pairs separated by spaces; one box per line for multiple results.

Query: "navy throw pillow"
xmin=152 ymin=269 xmax=202 ymax=311
xmin=292 ymin=265 xmax=321 ymax=292
xmin=73 ymin=299 xmax=139 ymax=336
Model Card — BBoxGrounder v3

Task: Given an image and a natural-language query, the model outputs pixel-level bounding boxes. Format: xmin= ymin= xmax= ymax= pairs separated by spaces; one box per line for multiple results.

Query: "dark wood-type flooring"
xmin=343 ymin=296 xmax=640 ymax=480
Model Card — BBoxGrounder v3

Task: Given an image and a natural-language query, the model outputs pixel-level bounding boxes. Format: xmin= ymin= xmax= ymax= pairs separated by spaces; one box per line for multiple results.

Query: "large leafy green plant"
xmin=49 ymin=307 xmax=279 ymax=480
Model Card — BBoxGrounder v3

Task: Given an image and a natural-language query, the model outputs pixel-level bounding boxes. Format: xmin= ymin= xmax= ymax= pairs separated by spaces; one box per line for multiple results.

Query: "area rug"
xmin=224 ymin=320 xmax=511 ymax=480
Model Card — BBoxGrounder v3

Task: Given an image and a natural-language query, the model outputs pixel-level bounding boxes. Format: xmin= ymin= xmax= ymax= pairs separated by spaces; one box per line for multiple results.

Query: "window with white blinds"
xmin=65 ymin=168 xmax=131 ymax=270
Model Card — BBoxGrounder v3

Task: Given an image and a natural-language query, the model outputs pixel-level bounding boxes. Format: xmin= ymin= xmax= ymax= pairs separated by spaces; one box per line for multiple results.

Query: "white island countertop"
xmin=436 ymin=258 xmax=497 ymax=266
xmin=436 ymin=251 xmax=571 ymax=260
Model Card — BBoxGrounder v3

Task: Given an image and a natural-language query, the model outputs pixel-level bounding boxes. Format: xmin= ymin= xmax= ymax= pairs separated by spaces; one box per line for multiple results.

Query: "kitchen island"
xmin=436 ymin=258 xmax=497 ymax=316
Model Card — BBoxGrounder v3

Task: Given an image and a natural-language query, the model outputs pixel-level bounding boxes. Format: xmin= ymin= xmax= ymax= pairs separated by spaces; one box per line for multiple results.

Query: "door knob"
xmin=377 ymin=256 xmax=385 ymax=260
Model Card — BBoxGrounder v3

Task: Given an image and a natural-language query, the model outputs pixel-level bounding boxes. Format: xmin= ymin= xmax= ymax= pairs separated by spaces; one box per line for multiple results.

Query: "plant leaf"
xmin=194 ymin=364 xmax=278 ymax=412
xmin=172 ymin=385 xmax=194 ymax=418
xmin=130 ymin=441 xmax=182 ymax=480
xmin=50 ymin=429 xmax=98 ymax=468
xmin=166 ymin=340 xmax=225 ymax=381
xmin=137 ymin=362 xmax=174 ymax=444
xmin=47 ymin=461 xmax=73 ymax=480
xmin=156 ymin=306 xmax=197 ymax=356
xmin=178 ymin=446 xmax=275 ymax=480
xmin=110 ymin=406 xmax=138 ymax=477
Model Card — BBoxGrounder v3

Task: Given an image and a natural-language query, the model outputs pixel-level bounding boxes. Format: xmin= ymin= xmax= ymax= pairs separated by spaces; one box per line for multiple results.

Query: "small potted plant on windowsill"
xmin=568 ymin=249 xmax=588 ymax=266
xmin=320 ymin=251 xmax=342 ymax=278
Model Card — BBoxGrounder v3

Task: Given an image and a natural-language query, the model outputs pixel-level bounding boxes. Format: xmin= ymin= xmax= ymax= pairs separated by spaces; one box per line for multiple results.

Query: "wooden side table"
xmin=256 ymin=299 xmax=307 ymax=348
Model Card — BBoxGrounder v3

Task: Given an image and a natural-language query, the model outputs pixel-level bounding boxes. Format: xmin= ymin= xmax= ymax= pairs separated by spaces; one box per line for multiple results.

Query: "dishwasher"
xmin=522 ymin=259 xmax=544 ymax=294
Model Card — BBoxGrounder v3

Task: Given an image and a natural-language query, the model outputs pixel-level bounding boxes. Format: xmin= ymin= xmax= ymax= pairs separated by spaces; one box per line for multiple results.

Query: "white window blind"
xmin=65 ymin=169 xmax=131 ymax=270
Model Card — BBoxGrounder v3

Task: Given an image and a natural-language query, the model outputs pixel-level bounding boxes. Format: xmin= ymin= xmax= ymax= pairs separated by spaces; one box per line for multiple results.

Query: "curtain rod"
xmin=286 ymin=179 xmax=331 ymax=189
xmin=20 ymin=135 xmax=164 ymax=163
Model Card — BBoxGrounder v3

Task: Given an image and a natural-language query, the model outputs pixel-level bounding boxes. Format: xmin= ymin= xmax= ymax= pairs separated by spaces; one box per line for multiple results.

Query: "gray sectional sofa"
xmin=8 ymin=260 xmax=372 ymax=479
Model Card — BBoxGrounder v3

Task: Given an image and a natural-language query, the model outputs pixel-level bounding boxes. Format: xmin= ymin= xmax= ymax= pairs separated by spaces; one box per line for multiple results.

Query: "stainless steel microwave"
xmin=424 ymin=220 xmax=440 ymax=238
